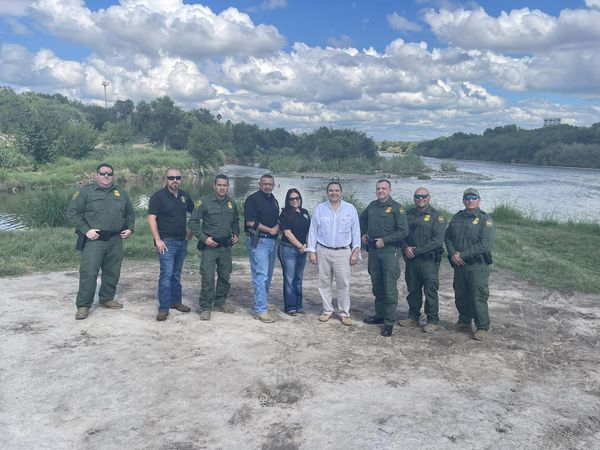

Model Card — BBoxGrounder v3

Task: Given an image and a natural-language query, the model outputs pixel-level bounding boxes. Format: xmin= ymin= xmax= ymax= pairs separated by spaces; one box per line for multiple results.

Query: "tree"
xmin=102 ymin=120 xmax=136 ymax=145
xmin=187 ymin=123 xmax=224 ymax=169
xmin=17 ymin=114 xmax=57 ymax=166
xmin=149 ymin=96 xmax=181 ymax=150
xmin=54 ymin=120 xmax=99 ymax=159
xmin=113 ymin=99 xmax=135 ymax=122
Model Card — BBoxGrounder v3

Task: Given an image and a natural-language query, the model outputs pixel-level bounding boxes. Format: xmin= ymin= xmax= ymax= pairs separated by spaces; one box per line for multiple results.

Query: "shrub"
xmin=22 ymin=190 xmax=72 ymax=227
xmin=0 ymin=140 xmax=30 ymax=169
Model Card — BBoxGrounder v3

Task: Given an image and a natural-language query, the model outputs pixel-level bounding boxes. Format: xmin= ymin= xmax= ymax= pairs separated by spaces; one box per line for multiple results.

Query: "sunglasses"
xmin=414 ymin=194 xmax=429 ymax=200
xmin=167 ymin=176 xmax=182 ymax=181
xmin=289 ymin=196 xmax=301 ymax=201
xmin=97 ymin=171 xmax=113 ymax=177
xmin=463 ymin=195 xmax=479 ymax=201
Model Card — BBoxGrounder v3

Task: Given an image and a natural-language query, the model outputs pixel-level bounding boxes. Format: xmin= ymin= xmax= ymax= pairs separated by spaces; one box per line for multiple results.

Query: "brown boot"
xmin=100 ymin=300 xmax=123 ymax=309
xmin=156 ymin=310 xmax=169 ymax=321
xmin=170 ymin=303 xmax=191 ymax=313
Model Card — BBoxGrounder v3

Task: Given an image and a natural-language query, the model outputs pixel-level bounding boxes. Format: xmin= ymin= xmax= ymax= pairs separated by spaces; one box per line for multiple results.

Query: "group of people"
xmin=66 ymin=165 xmax=496 ymax=341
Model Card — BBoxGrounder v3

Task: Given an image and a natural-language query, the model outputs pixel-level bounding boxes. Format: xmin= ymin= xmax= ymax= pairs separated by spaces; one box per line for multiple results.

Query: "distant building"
xmin=544 ymin=118 xmax=561 ymax=127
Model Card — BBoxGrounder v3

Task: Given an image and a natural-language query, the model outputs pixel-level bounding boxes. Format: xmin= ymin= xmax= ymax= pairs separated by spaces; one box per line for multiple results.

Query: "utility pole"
xmin=102 ymin=80 xmax=110 ymax=108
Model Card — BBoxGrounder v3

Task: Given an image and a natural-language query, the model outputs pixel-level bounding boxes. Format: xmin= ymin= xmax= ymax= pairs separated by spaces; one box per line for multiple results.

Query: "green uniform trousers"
xmin=452 ymin=262 xmax=490 ymax=330
xmin=200 ymin=246 xmax=232 ymax=310
xmin=76 ymin=236 xmax=123 ymax=308
xmin=405 ymin=258 xmax=440 ymax=324
xmin=367 ymin=246 xmax=401 ymax=326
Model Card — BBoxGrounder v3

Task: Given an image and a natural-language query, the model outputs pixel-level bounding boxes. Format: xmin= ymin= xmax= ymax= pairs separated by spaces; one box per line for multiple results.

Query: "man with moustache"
xmin=189 ymin=174 xmax=239 ymax=321
xmin=67 ymin=163 xmax=135 ymax=320
xmin=360 ymin=179 xmax=408 ymax=337
xmin=148 ymin=168 xmax=194 ymax=321
xmin=445 ymin=188 xmax=496 ymax=341
xmin=399 ymin=187 xmax=446 ymax=333
xmin=244 ymin=174 xmax=279 ymax=323
xmin=306 ymin=181 xmax=361 ymax=326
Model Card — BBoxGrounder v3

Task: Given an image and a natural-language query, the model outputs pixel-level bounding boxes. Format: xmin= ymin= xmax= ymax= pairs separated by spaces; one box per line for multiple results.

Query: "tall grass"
xmin=22 ymin=190 xmax=72 ymax=227
xmin=381 ymin=154 xmax=428 ymax=176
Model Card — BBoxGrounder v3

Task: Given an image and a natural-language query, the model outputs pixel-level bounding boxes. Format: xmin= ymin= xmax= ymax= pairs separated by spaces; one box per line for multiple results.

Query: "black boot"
xmin=381 ymin=325 xmax=393 ymax=337
xmin=363 ymin=315 xmax=384 ymax=324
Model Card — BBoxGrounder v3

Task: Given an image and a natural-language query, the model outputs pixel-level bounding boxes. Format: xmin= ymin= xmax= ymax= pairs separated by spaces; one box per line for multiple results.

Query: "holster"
xmin=75 ymin=230 xmax=87 ymax=251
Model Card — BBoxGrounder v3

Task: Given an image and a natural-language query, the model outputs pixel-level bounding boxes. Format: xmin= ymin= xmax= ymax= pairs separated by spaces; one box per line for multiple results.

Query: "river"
xmin=1 ymin=157 xmax=599 ymax=229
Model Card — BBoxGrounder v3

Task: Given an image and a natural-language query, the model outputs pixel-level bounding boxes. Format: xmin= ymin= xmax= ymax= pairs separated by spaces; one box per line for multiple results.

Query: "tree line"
xmin=412 ymin=123 xmax=600 ymax=169
xmin=0 ymin=86 xmax=377 ymax=171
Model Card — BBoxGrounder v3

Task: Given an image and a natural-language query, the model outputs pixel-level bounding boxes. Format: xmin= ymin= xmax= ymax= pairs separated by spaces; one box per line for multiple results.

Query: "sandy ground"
xmin=1 ymin=257 xmax=599 ymax=450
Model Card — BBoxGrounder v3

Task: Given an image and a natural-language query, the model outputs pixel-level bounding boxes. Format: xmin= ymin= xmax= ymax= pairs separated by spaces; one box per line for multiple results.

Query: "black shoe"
xmin=363 ymin=315 xmax=384 ymax=324
xmin=381 ymin=325 xmax=393 ymax=337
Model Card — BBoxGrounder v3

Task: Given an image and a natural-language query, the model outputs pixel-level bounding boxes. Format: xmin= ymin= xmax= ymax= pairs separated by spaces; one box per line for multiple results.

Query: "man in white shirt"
xmin=306 ymin=181 xmax=361 ymax=326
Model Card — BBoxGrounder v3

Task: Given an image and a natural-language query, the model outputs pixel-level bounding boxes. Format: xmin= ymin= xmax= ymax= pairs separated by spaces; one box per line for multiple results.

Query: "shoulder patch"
xmin=72 ymin=191 xmax=79 ymax=200
xmin=114 ymin=190 xmax=121 ymax=198
xmin=398 ymin=207 xmax=405 ymax=214
xmin=195 ymin=200 xmax=202 ymax=208
xmin=485 ymin=219 xmax=494 ymax=227
xmin=385 ymin=206 xmax=392 ymax=213
xmin=438 ymin=216 xmax=445 ymax=223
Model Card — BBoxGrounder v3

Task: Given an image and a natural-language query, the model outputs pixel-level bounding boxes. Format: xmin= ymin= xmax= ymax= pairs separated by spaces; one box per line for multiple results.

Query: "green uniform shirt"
xmin=444 ymin=207 xmax=495 ymax=260
xmin=66 ymin=182 xmax=135 ymax=234
xmin=359 ymin=197 xmax=408 ymax=245
xmin=189 ymin=193 xmax=240 ymax=242
xmin=402 ymin=205 xmax=446 ymax=256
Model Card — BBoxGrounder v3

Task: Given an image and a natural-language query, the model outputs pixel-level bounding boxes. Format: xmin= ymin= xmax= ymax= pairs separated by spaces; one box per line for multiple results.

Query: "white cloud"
xmin=586 ymin=0 xmax=600 ymax=9
xmin=0 ymin=0 xmax=33 ymax=16
xmin=424 ymin=6 xmax=600 ymax=53
xmin=387 ymin=12 xmax=421 ymax=33
xmin=327 ymin=34 xmax=354 ymax=48
xmin=260 ymin=0 xmax=287 ymax=11
xmin=30 ymin=0 xmax=286 ymax=61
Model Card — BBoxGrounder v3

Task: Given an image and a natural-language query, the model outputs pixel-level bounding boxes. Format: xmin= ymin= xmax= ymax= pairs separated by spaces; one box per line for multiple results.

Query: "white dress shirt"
xmin=306 ymin=200 xmax=361 ymax=252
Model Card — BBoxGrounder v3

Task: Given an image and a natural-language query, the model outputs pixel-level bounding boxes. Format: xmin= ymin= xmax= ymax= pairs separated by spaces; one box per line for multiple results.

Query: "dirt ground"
xmin=1 ymin=257 xmax=599 ymax=450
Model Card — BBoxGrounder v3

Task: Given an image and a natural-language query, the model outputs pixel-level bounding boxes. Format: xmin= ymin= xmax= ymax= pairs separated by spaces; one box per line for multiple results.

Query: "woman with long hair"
xmin=278 ymin=188 xmax=311 ymax=315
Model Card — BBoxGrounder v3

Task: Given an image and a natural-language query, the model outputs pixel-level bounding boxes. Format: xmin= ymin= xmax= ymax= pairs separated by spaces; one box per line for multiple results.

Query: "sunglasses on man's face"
xmin=463 ymin=195 xmax=479 ymax=201
xmin=97 ymin=171 xmax=113 ymax=177
xmin=414 ymin=194 xmax=429 ymax=200
xmin=167 ymin=176 xmax=182 ymax=181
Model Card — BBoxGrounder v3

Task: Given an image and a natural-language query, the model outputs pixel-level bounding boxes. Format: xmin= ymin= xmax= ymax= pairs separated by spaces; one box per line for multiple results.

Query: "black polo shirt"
xmin=244 ymin=190 xmax=279 ymax=233
xmin=148 ymin=187 xmax=194 ymax=238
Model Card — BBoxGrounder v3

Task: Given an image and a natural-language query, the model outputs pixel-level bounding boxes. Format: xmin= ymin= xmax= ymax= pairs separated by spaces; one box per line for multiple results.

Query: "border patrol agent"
xmin=189 ymin=174 xmax=240 ymax=320
xmin=67 ymin=163 xmax=135 ymax=320
xmin=399 ymin=187 xmax=446 ymax=333
xmin=360 ymin=179 xmax=408 ymax=337
xmin=444 ymin=187 xmax=496 ymax=341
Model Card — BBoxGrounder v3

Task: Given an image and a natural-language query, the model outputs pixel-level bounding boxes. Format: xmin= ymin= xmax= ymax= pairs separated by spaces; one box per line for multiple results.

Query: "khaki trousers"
xmin=316 ymin=245 xmax=352 ymax=317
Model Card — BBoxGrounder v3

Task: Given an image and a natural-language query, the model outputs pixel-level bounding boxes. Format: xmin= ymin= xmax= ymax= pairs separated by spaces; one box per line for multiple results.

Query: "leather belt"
xmin=318 ymin=242 xmax=349 ymax=250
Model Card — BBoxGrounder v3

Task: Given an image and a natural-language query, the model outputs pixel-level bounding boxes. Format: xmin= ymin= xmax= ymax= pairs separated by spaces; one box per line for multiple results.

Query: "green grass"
xmin=3 ymin=199 xmax=599 ymax=294
xmin=490 ymin=203 xmax=600 ymax=293
xmin=0 ymin=218 xmax=250 ymax=277
xmin=0 ymin=145 xmax=196 ymax=188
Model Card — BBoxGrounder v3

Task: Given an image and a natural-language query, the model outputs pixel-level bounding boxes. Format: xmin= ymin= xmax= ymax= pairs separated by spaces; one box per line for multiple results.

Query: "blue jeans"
xmin=278 ymin=243 xmax=307 ymax=312
xmin=246 ymin=236 xmax=276 ymax=314
xmin=157 ymin=239 xmax=188 ymax=311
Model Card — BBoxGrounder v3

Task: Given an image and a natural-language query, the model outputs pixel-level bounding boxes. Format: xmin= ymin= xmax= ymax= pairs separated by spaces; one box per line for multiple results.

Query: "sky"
xmin=1 ymin=0 xmax=600 ymax=140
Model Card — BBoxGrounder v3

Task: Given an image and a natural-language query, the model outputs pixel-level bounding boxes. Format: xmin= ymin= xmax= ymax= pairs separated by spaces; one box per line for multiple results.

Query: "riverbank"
xmin=1 ymin=259 xmax=598 ymax=449
xmin=2 ymin=209 xmax=599 ymax=294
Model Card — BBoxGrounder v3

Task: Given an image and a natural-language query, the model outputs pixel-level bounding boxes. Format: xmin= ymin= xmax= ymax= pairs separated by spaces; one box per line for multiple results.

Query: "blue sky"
xmin=1 ymin=0 xmax=600 ymax=140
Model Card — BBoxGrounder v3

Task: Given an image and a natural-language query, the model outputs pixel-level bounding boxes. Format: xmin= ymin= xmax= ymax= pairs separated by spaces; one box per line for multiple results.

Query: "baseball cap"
xmin=463 ymin=187 xmax=480 ymax=197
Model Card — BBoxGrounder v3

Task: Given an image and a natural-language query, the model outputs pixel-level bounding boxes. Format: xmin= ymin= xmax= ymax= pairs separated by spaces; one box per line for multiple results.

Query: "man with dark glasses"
xmin=398 ymin=187 xmax=446 ymax=333
xmin=67 ymin=163 xmax=135 ymax=320
xmin=444 ymin=188 xmax=496 ymax=341
xmin=148 ymin=168 xmax=195 ymax=321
